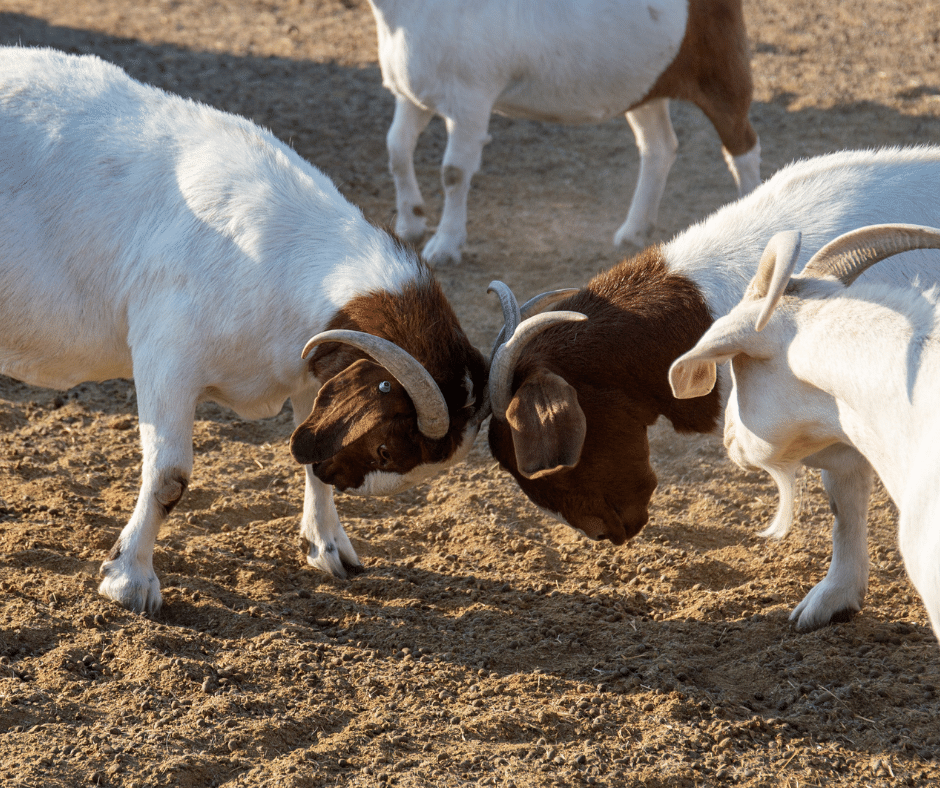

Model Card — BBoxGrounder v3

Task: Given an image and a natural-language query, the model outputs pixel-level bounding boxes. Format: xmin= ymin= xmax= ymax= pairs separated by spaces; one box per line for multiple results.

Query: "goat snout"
xmin=578 ymin=509 xmax=647 ymax=546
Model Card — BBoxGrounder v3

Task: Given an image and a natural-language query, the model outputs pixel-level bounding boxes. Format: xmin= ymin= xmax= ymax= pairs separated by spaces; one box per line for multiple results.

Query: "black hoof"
xmin=342 ymin=559 xmax=366 ymax=576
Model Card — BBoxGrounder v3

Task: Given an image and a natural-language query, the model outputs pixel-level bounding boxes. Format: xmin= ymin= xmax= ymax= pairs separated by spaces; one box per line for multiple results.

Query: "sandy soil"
xmin=1 ymin=1 xmax=940 ymax=786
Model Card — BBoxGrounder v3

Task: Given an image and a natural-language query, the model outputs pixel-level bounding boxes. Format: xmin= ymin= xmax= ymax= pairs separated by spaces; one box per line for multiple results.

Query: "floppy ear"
xmin=290 ymin=359 xmax=400 ymax=464
xmin=505 ymin=369 xmax=586 ymax=479
xmin=668 ymin=316 xmax=756 ymax=400
xmin=670 ymin=231 xmax=803 ymax=400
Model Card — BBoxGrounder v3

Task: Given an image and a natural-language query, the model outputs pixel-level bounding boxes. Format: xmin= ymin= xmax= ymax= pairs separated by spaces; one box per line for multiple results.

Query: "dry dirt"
xmin=1 ymin=1 xmax=940 ymax=787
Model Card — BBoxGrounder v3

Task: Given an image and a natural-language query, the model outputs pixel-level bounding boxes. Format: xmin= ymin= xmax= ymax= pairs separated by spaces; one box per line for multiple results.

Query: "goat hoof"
xmin=827 ymin=607 xmax=858 ymax=625
xmin=395 ymin=221 xmax=426 ymax=245
xmin=98 ymin=560 xmax=163 ymax=614
xmin=421 ymin=233 xmax=463 ymax=266
xmin=342 ymin=559 xmax=366 ymax=576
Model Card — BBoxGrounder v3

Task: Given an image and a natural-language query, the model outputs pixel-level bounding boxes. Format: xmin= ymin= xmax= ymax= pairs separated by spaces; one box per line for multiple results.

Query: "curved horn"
xmin=802 ymin=224 xmax=940 ymax=286
xmin=488 ymin=281 xmax=580 ymax=360
xmin=301 ymin=329 xmax=450 ymax=440
xmin=489 ymin=311 xmax=587 ymax=421
xmin=487 ymin=280 xmax=522 ymax=361
xmin=749 ymin=230 xmax=802 ymax=332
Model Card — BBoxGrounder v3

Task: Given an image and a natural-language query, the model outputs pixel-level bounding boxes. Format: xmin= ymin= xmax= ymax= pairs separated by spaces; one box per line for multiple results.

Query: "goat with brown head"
xmin=292 ymin=270 xmax=489 ymax=497
xmin=487 ymin=249 xmax=717 ymax=545
xmin=485 ymin=147 xmax=940 ymax=634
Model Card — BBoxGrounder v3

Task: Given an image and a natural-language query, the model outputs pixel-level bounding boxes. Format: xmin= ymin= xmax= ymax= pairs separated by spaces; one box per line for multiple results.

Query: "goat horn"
xmin=750 ymin=230 xmax=802 ymax=332
xmin=802 ymin=224 xmax=940 ymax=286
xmin=489 ymin=311 xmax=587 ymax=421
xmin=301 ymin=329 xmax=450 ymax=440
xmin=487 ymin=282 xmax=580 ymax=360
xmin=487 ymin=281 xmax=522 ymax=362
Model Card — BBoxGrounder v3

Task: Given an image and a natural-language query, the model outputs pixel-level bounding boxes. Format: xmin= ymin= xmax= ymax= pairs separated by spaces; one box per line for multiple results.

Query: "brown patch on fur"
xmin=442 ymin=165 xmax=463 ymax=188
xmin=489 ymin=246 xmax=719 ymax=542
xmin=638 ymin=0 xmax=757 ymax=155
xmin=527 ymin=246 xmax=721 ymax=434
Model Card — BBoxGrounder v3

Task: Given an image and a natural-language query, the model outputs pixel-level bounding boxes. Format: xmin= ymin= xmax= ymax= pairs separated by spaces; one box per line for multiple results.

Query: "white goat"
xmin=670 ymin=225 xmax=940 ymax=638
xmin=367 ymin=0 xmax=761 ymax=264
xmin=0 ymin=47 xmax=489 ymax=613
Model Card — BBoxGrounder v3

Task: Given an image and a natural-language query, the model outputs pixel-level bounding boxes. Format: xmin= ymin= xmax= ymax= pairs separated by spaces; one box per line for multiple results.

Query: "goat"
xmin=0 ymin=47 xmax=488 ymax=613
xmin=669 ymin=224 xmax=940 ymax=639
xmin=486 ymin=146 xmax=940 ymax=631
xmin=366 ymin=0 xmax=760 ymax=264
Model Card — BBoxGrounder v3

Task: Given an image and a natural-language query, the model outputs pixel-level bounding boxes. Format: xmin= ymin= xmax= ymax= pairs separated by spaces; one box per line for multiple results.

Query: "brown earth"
xmin=1 ymin=1 xmax=940 ymax=787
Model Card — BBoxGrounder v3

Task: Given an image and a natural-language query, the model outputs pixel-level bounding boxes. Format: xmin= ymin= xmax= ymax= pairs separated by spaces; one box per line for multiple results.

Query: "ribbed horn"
xmin=302 ymin=330 xmax=450 ymax=440
xmin=802 ymin=224 xmax=940 ymax=286
xmin=489 ymin=311 xmax=587 ymax=421
xmin=488 ymin=282 xmax=580 ymax=360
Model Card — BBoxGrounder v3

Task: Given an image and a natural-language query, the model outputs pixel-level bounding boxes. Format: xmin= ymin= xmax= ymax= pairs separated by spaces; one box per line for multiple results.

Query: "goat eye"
xmin=378 ymin=380 xmax=392 ymax=394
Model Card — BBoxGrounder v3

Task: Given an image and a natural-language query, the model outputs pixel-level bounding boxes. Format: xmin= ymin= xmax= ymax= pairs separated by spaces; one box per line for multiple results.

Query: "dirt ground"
xmin=1 ymin=1 xmax=940 ymax=786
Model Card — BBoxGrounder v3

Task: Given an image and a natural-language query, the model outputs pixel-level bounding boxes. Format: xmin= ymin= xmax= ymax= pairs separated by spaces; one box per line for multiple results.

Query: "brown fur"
xmin=291 ymin=260 xmax=488 ymax=491
xmin=637 ymin=0 xmax=757 ymax=155
xmin=488 ymin=246 xmax=720 ymax=542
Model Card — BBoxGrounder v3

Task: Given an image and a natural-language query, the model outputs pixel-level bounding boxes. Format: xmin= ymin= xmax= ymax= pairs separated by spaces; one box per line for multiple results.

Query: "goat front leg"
xmin=421 ymin=102 xmax=492 ymax=265
xmin=615 ymin=98 xmax=678 ymax=248
xmin=790 ymin=444 xmax=874 ymax=630
xmin=98 ymin=378 xmax=195 ymax=613
xmin=388 ymin=95 xmax=434 ymax=243
xmin=291 ymin=390 xmax=362 ymax=578
xmin=897 ymin=464 xmax=940 ymax=639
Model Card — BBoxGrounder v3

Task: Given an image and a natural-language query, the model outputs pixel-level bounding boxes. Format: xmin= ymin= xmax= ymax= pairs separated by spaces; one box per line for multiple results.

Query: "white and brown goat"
xmin=670 ymin=225 xmax=940 ymax=639
xmin=488 ymin=146 xmax=940 ymax=631
xmin=0 ymin=47 xmax=487 ymax=613
xmin=367 ymin=0 xmax=760 ymax=264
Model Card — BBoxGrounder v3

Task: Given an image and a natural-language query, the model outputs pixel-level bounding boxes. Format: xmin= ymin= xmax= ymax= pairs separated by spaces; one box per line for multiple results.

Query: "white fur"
xmin=348 ymin=422 xmax=478 ymax=496
xmin=367 ymin=0 xmax=759 ymax=264
xmin=663 ymin=147 xmax=940 ymax=630
xmin=673 ymin=249 xmax=940 ymax=641
xmin=0 ymin=47 xmax=444 ymax=611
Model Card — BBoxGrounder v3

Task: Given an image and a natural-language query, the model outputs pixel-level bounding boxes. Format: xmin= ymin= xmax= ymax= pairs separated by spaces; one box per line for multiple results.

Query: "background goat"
xmin=670 ymin=224 xmax=940 ymax=640
xmin=487 ymin=146 xmax=940 ymax=631
xmin=366 ymin=0 xmax=760 ymax=264
xmin=0 ymin=47 xmax=488 ymax=613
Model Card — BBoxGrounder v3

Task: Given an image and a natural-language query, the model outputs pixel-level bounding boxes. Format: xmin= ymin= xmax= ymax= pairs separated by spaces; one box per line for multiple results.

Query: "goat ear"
xmin=505 ymin=370 xmax=586 ymax=479
xmin=671 ymin=232 xmax=803 ymax=400
xmin=669 ymin=317 xmax=755 ymax=400
xmin=290 ymin=359 xmax=390 ymax=464
xmin=746 ymin=230 xmax=802 ymax=332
